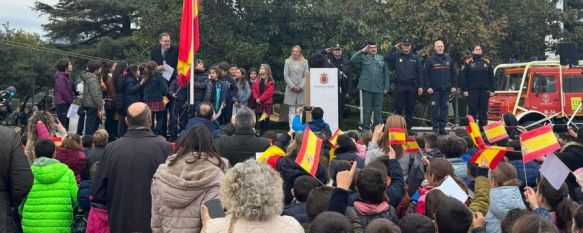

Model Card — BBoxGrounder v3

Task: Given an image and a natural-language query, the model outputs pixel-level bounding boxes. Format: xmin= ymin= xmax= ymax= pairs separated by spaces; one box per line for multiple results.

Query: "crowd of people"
xmin=1 ymin=31 xmax=581 ymax=233
xmin=2 ymin=99 xmax=583 ymax=233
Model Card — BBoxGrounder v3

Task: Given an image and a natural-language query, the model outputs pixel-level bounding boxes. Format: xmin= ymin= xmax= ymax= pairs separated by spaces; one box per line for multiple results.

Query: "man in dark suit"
xmin=150 ymin=32 xmax=179 ymax=138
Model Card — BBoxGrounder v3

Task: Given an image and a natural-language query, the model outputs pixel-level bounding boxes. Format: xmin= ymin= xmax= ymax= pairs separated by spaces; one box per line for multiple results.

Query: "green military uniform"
xmin=351 ymin=50 xmax=390 ymax=130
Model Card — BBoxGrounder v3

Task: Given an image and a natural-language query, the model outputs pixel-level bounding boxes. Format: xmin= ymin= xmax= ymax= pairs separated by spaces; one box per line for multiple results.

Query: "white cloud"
xmin=0 ymin=0 xmax=59 ymax=36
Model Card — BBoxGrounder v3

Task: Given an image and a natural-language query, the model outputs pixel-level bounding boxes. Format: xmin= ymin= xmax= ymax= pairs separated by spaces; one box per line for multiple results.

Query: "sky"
xmin=0 ymin=0 xmax=59 ymax=36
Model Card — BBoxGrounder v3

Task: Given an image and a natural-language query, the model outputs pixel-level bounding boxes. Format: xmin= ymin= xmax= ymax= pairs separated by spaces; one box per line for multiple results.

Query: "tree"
xmin=34 ymin=0 xmax=139 ymax=44
xmin=487 ymin=0 xmax=562 ymax=62
xmin=386 ymin=0 xmax=507 ymax=63
xmin=0 ymin=24 xmax=59 ymax=108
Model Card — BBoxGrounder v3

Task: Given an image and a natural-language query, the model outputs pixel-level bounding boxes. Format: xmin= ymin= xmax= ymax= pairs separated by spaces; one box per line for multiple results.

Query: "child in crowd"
xmin=438 ymin=134 xmax=468 ymax=179
xmin=422 ymin=133 xmax=440 ymax=158
xmin=81 ymin=134 xmax=93 ymax=155
xmin=251 ymin=64 xmax=275 ymax=136
xmin=55 ymin=134 xmax=87 ymax=183
xmin=346 ymin=130 xmax=367 ymax=160
xmin=303 ymin=186 xmax=334 ymax=232
xmin=283 ymin=175 xmax=322 ymax=223
xmin=21 ymin=139 xmax=78 ymax=233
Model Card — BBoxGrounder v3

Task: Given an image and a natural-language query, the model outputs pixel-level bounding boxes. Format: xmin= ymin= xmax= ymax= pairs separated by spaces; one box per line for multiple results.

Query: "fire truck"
xmin=488 ymin=61 xmax=583 ymax=126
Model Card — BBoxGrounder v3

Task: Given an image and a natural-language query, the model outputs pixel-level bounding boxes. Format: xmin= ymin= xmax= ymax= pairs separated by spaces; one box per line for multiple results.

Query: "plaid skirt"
xmin=255 ymin=103 xmax=273 ymax=116
xmin=145 ymin=100 xmax=165 ymax=112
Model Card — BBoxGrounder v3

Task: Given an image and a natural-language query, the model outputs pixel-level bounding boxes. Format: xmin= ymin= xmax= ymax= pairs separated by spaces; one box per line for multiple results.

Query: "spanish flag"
xmin=520 ymin=125 xmax=561 ymax=163
xmin=329 ymin=129 xmax=344 ymax=145
xmin=258 ymin=112 xmax=268 ymax=122
xmin=388 ymin=128 xmax=406 ymax=145
xmin=295 ymin=127 xmax=323 ymax=176
xmin=466 ymin=115 xmax=486 ymax=149
xmin=469 ymin=145 xmax=507 ymax=169
xmin=257 ymin=145 xmax=285 ymax=163
xmin=483 ymin=121 xmax=508 ymax=143
xmin=176 ymin=0 xmax=200 ymax=87
xmin=402 ymin=137 xmax=421 ymax=153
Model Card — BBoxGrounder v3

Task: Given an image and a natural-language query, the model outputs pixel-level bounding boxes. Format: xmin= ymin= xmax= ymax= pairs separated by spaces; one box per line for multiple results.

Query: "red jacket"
xmin=55 ymin=147 xmax=87 ymax=183
xmin=252 ymin=79 xmax=275 ymax=105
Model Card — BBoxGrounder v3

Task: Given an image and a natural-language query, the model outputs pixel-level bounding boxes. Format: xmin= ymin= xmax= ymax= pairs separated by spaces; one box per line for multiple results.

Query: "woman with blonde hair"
xmin=283 ymin=45 xmax=310 ymax=128
xmin=202 ymin=159 xmax=303 ymax=233
xmin=365 ymin=114 xmax=425 ymax=195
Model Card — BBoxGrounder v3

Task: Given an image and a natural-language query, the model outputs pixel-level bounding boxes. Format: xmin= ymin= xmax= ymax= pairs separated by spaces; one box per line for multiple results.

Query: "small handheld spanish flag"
xmin=257 ymin=145 xmax=285 ymax=163
xmin=402 ymin=137 xmax=421 ymax=153
xmin=520 ymin=125 xmax=561 ymax=163
xmin=388 ymin=128 xmax=406 ymax=145
xmin=469 ymin=145 xmax=508 ymax=169
xmin=483 ymin=121 xmax=509 ymax=143
xmin=295 ymin=127 xmax=323 ymax=176
xmin=329 ymin=129 xmax=344 ymax=145
xmin=258 ymin=112 xmax=268 ymax=122
xmin=466 ymin=115 xmax=486 ymax=149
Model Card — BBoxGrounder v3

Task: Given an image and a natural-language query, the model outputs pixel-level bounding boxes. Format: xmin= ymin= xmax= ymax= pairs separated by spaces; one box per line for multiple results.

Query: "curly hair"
xmin=219 ymin=159 xmax=284 ymax=229
xmin=438 ymin=134 xmax=467 ymax=159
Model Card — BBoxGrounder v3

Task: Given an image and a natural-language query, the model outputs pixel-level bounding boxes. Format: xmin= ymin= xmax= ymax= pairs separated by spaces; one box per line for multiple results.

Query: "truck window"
xmin=496 ymin=73 xmax=523 ymax=91
xmin=531 ymin=75 xmax=556 ymax=93
xmin=563 ymin=76 xmax=583 ymax=93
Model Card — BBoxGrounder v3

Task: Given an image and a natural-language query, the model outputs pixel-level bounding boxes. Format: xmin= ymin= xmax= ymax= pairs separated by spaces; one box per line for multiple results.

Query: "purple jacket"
xmin=54 ymin=71 xmax=74 ymax=105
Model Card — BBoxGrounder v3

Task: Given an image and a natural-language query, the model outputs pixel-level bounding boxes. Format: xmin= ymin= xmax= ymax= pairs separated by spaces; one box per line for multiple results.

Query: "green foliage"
xmin=33 ymin=0 xmax=138 ymax=44
xmin=0 ymin=24 xmax=59 ymax=104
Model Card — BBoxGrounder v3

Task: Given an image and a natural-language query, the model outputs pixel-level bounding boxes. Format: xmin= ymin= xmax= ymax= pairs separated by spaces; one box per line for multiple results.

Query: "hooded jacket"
xmin=151 ymin=153 xmax=228 ymax=233
xmin=81 ymin=71 xmax=104 ymax=110
xmin=21 ymin=157 xmax=78 ymax=233
xmin=55 ymin=147 xmax=87 ymax=183
xmin=485 ymin=186 xmax=526 ymax=233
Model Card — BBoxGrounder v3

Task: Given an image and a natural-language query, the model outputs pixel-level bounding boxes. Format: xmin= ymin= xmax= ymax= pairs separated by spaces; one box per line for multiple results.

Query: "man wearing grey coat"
xmin=351 ymin=42 xmax=391 ymax=131
xmin=284 ymin=45 xmax=310 ymax=128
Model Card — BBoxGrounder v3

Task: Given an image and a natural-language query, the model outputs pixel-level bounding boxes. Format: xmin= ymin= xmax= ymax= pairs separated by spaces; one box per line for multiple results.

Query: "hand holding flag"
xmin=295 ymin=127 xmax=323 ymax=176
xmin=520 ymin=125 xmax=561 ymax=163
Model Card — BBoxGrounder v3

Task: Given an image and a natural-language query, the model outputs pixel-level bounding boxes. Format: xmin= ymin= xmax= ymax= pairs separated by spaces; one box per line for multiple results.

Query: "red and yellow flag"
xmin=258 ymin=112 xmax=268 ymax=122
xmin=295 ymin=127 xmax=323 ymax=176
xmin=469 ymin=145 xmax=507 ymax=169
xmin=329 ymin=129 xmax=344 ymax=145
xmin=257 ymin=145 xmax=285 ymax=163
xmin=520 ymin=125 xmax=561 ymax=163
xmin=388 ymin=128 xmax=406 ymax=145
xmin=177 ymin=0 xmax=200 ymax=87
xmin=466 ymin=115 xmax=486 ymax=149
xmin=483 ymin=121 xmax=508 ymax=143
xmin=402 ymin=137 xmax=421 ymax=153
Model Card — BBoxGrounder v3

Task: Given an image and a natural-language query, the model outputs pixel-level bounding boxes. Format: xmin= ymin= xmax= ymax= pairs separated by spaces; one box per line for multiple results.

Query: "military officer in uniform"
xmin=384 ymin=38 xmax=422 ymax=132
xmin=351 ymin=41 xmax=390 ymax=131
xmin=312 ymin=44 xmax=353 ymax=126
xmin=461 ymin=44 xmax=494 ymax=129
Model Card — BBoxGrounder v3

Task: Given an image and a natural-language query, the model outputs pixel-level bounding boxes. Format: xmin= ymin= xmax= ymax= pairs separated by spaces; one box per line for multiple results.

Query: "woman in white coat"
xmin=283 ymin=45 xmax=310 ymax=128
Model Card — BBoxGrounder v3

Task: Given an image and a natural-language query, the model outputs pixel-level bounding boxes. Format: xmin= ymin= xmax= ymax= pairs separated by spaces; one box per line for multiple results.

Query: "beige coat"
xmin=283 ymin=58 xmax=310 ymax=106
xmin=203 ymin=215 xmax=304 ymax=233
xmin=151 ymin=153 xmax=228 ymax=233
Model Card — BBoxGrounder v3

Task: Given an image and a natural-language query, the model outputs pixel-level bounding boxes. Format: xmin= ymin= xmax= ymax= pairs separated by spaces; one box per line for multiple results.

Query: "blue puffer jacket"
xmin=448 ymin=158 xmax=467 ymax=180
xmin=291 ymin=115 xmax=331 ymax=135
xmin=508 ymin=160 xmax=539 ymax=187
xmin=485 ymin=186 xmax=526 ymax=233
xmin=78 ymin=180 xmax=91 ymax=212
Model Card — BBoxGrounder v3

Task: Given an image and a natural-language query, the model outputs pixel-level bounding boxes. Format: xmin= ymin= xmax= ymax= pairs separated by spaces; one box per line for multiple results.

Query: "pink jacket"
xmin=86 ymin=207 xmax=110 ymax=233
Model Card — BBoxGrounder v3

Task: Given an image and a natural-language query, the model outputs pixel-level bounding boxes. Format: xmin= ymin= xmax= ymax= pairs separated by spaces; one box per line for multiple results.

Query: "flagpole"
xmin=189 ymin=0 xmax=195 ymax=106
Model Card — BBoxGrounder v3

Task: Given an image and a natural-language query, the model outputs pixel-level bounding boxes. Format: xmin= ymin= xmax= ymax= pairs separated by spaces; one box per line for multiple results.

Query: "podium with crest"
xmin=306 ymin=68 xmax=339 ymax=132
